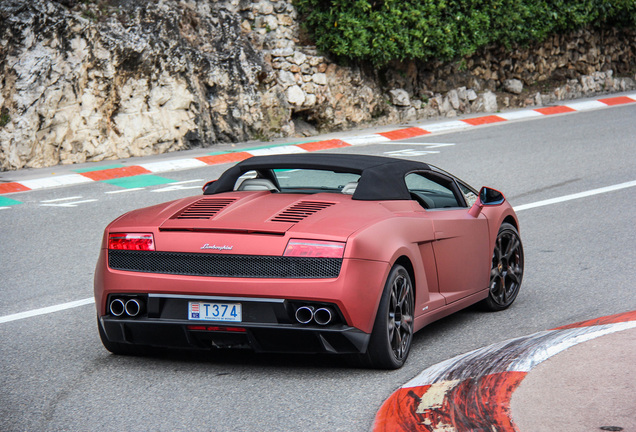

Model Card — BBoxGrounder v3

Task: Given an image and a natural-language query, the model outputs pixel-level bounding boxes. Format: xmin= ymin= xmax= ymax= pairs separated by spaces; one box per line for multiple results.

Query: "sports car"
xmin=94 ymin=153 xmax=523 ymax=369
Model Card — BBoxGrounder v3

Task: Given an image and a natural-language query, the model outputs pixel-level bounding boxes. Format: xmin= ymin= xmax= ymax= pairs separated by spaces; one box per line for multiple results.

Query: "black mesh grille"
xmin=108 ymin=250 xmax=342 ymax=279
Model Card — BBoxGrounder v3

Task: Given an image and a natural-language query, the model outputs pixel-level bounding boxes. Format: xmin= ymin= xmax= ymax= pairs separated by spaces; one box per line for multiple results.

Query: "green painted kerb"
xmin=0 ymin=196 xmax=22 ymax=206
xmin=102 ymin=175 xmax=178 ymax=189
xmin=74 ymin=164 xmax=125 ymax=173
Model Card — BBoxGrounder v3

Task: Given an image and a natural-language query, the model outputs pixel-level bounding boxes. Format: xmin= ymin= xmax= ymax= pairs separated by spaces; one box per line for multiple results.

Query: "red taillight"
xmin=108 ymin=233 xmax=155 ymax=251
xmin=283 ymin=239 xmax=345 ymax=258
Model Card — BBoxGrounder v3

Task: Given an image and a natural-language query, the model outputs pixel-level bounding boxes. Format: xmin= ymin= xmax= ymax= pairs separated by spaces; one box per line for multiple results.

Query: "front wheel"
xmin=482 ymin=222 xmax=524 ymax=311
xmin=362 ymin=264 xmax=414 ymax=369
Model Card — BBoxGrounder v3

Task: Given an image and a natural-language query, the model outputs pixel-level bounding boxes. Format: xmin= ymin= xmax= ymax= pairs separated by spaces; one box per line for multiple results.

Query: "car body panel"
xmin=94 ymin=153 xmax=521 ymax=357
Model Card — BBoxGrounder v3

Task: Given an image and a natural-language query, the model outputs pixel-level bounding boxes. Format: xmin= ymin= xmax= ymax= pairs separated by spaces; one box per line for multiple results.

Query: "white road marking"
xmin=248 ymin=145 xmax=307 ymax=156
xmin=40 ymin=199 xmax=99 ymax=207
xmin=105 ymin=187 xmax=146 ymax=194
xmin=383 ymin=142 xmax=455 ymax=148
xmin=41 ymin=196 xmax=84 ymax=203
xmin=497 ymin=110 xmax=544 ymax=121
xmin=384 ymin=149 xmax=441 ymax=157
xmin=384 ymin=143 xmax=455 ymax=156
xmin=513 ymin=180 xmax=636 ymax=212
xmin=152 ymin=179 xmax=204 ymax=192
xmin=152 ymin=185 xmax=202 ymax=192
xmin=167 ymin=179 xmax=204 ymax=185
xmin=20 ymin=174 xmax=93 ymax=189
xmin=0 ymin=298 xmax=94 ymax=324
xmin=419 ymin=120 xmax=472 ymax=133
xmin=342 ymin=135 xmax=391 ymax=145
xmin=2 ymin=179 xmax=634 ymax=324
xmin=140 ymin=159 xmax=208 ymax=173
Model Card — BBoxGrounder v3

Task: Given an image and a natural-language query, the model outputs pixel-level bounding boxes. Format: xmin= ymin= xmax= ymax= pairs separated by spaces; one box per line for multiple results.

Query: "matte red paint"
xmin=95 ymin=177 xmax=518 ymax=341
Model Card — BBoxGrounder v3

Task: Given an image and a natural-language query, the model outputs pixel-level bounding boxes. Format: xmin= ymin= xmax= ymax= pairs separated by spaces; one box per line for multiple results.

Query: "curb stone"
xmin=1 ymin=94 xmax=635 ymax=197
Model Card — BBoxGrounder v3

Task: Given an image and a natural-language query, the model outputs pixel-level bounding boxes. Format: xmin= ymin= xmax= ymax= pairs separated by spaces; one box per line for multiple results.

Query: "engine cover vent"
xmin=270 ymin=201 xmax=335 ymax=223
xmin=173 ymin=198 xmax=237 ymax=220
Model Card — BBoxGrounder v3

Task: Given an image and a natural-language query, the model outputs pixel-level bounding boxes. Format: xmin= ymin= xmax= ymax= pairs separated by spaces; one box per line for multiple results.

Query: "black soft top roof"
xmin=204 ymin=153 xmax=431 ymax=200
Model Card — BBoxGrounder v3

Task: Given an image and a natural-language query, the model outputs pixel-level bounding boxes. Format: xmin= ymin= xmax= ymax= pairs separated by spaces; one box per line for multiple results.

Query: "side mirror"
xmin=480 ymin=187 xmax=505 ymax=206
xmin=202 ymin=180 xmax=216 ymax=193
xmin=468 ymin=187 xmax=505 ymax=217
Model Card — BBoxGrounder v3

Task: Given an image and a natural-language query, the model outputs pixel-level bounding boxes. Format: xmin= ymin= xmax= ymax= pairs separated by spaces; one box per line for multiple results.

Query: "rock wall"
xmin=1 ymin=0 xmax=635 ymax=171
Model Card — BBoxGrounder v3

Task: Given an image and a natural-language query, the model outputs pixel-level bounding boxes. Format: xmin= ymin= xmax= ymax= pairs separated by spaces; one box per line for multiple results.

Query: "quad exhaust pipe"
xmin=295 ymin=306 xmax=314 ymax=324
xmin=109 ymin=297 xmax=144 ymax=317
xmin=109 ymin=299 xmax=125 ymax=316
xmin=294 ymin=306 xmax=333 ymax=325
xmin=313 ymin=308 xmax=332 ymax=326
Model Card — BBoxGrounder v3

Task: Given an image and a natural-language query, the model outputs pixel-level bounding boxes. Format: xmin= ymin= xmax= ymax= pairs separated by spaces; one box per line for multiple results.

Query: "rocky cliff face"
xmin=0 ymin=0 xmax=278 ymax=170
xmin=1 ymin=0 xmax=635 ymax=171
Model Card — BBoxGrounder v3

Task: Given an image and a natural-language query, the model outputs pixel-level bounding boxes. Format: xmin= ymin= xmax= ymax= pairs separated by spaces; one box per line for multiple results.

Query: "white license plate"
xmin=188 ymin=302 xmax=242 ymax=322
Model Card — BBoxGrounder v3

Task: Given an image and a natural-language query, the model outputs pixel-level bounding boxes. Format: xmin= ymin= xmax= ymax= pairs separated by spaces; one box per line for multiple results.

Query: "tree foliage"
xmin=294 ymin=0 xmax=636 ymax=66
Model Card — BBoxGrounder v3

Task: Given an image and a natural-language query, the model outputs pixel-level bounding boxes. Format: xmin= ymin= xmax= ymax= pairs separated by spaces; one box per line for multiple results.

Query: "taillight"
xmin=108 ymin=233 xmax=155 ymax=251
xmin=283 ymin=239 xmax=345 ymax=258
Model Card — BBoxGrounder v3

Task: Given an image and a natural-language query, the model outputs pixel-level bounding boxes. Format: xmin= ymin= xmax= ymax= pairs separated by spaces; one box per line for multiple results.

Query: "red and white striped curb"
xmin=1 ymin=94 xmax=634 ymax=196
xmin=372 ymin=310 xmax=636 ymax=432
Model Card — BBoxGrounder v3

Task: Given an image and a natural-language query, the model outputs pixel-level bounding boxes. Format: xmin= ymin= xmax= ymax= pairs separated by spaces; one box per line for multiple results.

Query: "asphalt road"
xmin=1 ymin=102 xmax=635 ymax=431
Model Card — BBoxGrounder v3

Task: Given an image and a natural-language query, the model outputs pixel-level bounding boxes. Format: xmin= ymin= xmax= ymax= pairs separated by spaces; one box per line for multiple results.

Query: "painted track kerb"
xmin=1 ymin=94 xmax=635 ymax=196
xmin=0 ymin=178 xmax=634 ymax=324
xmin=372 ymin=311 xmax=636 ymax=431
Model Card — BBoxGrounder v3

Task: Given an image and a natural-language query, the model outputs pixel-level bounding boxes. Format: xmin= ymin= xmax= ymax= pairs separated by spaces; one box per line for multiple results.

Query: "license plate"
xmin=188 ymin=302 xmax=242 ymax=322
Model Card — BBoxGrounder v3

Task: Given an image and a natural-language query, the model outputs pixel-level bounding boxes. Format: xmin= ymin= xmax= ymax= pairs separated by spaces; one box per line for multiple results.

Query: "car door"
xmin=406 ymin=171 xmax=491 ymax=304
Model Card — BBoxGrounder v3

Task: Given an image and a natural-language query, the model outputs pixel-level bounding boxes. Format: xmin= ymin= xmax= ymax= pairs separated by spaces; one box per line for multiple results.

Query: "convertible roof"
xmin=204 ymin=153 xmax=431 ymax=200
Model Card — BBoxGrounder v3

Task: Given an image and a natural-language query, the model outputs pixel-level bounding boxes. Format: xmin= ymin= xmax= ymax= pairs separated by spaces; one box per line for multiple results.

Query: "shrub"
xmin=294 ymin=0 xmax=636 ymax=66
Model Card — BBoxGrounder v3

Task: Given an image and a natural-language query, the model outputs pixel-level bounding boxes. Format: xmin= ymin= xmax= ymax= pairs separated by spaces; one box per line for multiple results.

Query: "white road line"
xmin=0 ymin=298 xmax=94 ymax=324
xmin=41 ymin=196 xmax=83 ymax=203
xmin=513 ymin=180 xmax=636 ymax=212
xmin=105 ymin=187 xmax=146 ymax=194
xmin=167 ymin=179 xmax=204 ymax=185
xmin=40 ymin=199 xmax=99 ymax=207
xmin=2 ymin=179 xmax=634 ymax=324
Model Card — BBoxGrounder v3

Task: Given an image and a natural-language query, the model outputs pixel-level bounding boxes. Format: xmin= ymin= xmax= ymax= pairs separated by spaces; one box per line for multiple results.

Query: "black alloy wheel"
xmin=363 ymin=264 xmax=414 ymax=369
xmin=482 ymin=222 xmax=524 ymax=311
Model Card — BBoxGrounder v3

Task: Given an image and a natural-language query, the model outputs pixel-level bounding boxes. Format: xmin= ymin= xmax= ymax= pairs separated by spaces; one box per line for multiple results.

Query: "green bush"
xmin=294 ymin=0 xmax=636 ymax=66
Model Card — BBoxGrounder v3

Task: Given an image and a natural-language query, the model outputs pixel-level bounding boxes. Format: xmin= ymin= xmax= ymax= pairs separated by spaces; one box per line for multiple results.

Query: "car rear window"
xmin=274 ymin=169 xmax=360 ymax=192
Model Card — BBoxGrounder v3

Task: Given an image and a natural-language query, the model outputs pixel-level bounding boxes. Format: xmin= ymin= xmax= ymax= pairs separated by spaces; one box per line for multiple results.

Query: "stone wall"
xmin=1 ymin=0 xmax=635 ymax=171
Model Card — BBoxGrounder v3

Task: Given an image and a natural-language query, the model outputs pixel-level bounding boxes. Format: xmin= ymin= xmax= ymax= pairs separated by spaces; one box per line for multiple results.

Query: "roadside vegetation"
xmin=294 ymin=0 xmax=636 ymax=66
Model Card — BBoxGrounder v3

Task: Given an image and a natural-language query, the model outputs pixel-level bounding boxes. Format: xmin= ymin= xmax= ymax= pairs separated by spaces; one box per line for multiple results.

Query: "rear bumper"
xmin=99 ymin=316 xmax=370 ymax=354
xmin=95 ymin=251 xmax=391 ymax=334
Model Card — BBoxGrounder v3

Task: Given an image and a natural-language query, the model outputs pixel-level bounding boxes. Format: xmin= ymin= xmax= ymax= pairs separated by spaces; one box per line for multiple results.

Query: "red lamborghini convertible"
xmin=95 ymin=153 xmax=523 ymax=369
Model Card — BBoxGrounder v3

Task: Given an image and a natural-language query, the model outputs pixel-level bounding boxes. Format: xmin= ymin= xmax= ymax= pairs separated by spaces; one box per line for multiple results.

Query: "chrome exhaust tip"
xmin=314 ymin=307 xmax=332 ymax=325
xmin=109 ymin=299 xmax=125 ymax=316
xmin=295 ymin=306 xmax=315 ymax=324
xmin=125 ymin=299 xmax=143 ymax=317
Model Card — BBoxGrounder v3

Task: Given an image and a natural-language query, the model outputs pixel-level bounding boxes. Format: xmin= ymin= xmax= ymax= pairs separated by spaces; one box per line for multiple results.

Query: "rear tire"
xmin=360 ymin=264 xmax=414 ymax=369
xmin=481 ymin=222 xmax=524 ymax=311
